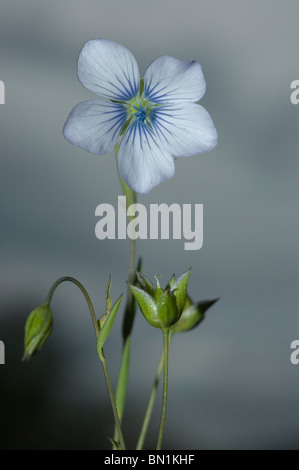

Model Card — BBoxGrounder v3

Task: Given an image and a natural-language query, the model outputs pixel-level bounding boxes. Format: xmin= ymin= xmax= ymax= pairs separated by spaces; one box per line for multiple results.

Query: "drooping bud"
xmin=23 ymin=302 xmax=53 ymax=360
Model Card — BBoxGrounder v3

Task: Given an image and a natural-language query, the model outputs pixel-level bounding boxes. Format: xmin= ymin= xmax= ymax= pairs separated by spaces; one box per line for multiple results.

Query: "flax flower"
xmin=63 ymin=39 xmax=217 ymax=193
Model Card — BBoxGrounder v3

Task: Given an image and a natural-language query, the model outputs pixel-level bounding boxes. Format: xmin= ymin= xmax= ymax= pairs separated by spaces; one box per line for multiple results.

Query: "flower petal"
xmin=63 ymin=100 xmax=127 ymax=154
xmin=77 ymin=39 xmax=140 ymax=101
xmin=117 ymin=122 xmax=175 ymax=194
xmin=150 ymin=103 xmax=218 ymax=156
xmin=144 ymin=56 xmax=206 ymax=103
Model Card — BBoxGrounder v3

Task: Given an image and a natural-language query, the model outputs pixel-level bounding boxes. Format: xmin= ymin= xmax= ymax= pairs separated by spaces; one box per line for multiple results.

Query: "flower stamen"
xmin=132 ymin=102 xmax=147 ymax=122
xmin=127 ymin=94 xmax=154 ymax=126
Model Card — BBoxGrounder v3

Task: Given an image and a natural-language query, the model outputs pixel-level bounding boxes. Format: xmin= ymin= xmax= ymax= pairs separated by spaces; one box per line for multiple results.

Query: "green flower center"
xmin=127 ymin=95 xmax=152 ymax=124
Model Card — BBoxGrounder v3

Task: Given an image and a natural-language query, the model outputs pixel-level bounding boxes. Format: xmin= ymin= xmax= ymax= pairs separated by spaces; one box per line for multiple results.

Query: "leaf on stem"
xmin=97 ymin=294 xmax=123 ymax=361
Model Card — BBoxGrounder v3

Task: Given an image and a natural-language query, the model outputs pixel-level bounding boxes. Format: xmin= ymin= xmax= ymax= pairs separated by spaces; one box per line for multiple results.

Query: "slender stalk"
xmin=46 ymin=276 xmax=99 ymax=336
xmin=101 ymin=350 xmax=126 ymax=450
xmin=156 ymin=328 xmax=170 ymax=450
xmin=136 ymin=348 xmax=164 ymax=450
xmin=114 ymin=147 xmax=138 ymax=444
xmin=46 ymin=276 xmax=126 ymax=449
xmin=122 ymin=236 xmax=137 ymax=339
xmin=113 ymin=235 xmax=136 ymax=443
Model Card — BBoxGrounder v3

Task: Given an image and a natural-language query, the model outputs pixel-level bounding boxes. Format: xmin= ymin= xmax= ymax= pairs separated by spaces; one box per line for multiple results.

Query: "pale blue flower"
xmin=63 ymin=39 xmax=218 ymax=194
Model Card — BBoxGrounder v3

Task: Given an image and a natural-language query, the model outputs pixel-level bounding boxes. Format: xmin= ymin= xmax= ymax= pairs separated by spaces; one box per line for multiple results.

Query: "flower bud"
xmin=171 ymin=298 xmax=218 ymax=333
xmin=129 ymin=269 xmax=191 ymax=329
xmin=22 ymin=302 xmax=53 ymax=360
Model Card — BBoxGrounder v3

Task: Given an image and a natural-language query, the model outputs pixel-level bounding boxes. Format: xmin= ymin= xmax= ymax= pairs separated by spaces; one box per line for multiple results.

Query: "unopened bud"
xmin=129 ymin=269 xmax=191 ymax=329
xmin=171 ymin=298 xmax=218 ymax=333
xmin=23 ymin=302 xmax=53 ymax=360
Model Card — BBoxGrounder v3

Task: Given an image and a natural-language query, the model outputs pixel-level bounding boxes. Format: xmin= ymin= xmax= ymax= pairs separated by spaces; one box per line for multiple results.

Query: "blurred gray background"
xmin=0 ymin=0 xmax=298 ymax=450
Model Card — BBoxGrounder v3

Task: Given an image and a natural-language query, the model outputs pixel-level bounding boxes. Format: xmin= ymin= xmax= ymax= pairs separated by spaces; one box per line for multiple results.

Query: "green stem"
xmin=136 ymin=347 xmax=164 ymax=450
xmin=101 ymin=350 xmax=126 ymax=450
xmin=46 ymin=276 xmax=99 ymax=336
xmin=156 ymin=328 xmax=170 ymax=450
xmin=113 ymin=145 xmax=138 ymax=445
xmin=122 ymin=236 xmax=137 ymax=338
xmin=46 ymin=276 xmax=126 ymax=449
xmin=113 ymin=235 xmax=136 ymax=443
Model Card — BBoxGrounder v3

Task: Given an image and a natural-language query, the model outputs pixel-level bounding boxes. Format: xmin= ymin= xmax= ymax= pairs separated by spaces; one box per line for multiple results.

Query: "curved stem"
xmin=156 ymin=328 xmax=170 ymax=450
xmin=46 ymin=276 xmax=126 ymax=449
xmin=46 ymin=276 xmax=99 ymax=336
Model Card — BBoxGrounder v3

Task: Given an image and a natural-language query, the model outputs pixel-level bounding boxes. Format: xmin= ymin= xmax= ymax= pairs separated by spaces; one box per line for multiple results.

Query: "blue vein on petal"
xmin=145 ymin=80 xmax=180 ymax=102
xmin=91 ymin=78 xmax=136 ymax=101
xmin=124 ymin=120 xmax=154 ymax=153
xmin=144 ymin=72 xmax=180 ymax=102
xmin=150 ymin=107 xmax=179 ymax=147
xmin=79 ymin=104 xmax=126 ymax=149
xmin=85 ymin=55 xmax=138 ymax=101
xmin=124 ymin=109 xmax=176 ymax=154
xmin=100 ymin=106 xmax=127 ymax=147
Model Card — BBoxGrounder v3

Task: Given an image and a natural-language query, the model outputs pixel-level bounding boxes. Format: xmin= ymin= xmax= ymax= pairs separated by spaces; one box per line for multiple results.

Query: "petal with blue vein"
xmin=78 ymin=39 xmax=140 ymax=101
xmin=117 ymin=122 xmax=175 ymax=194
xmin=150 ymin=103 xmax=218 ymax=157
xmin=144 ymin=56 xmax=206 ymax=104
xmin=63 ymin=100 xmax=127 ymax=154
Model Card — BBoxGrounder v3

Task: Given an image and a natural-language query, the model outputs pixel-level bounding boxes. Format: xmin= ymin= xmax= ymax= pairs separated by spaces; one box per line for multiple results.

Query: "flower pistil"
xmin=127 ymin=94 xmax=155 ymax=126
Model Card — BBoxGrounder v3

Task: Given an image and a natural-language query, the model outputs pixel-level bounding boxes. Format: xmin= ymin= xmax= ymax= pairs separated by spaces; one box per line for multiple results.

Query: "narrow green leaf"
xmin=166 ymin=274 xmax=175 ymax=289
xmin=115 ymin=337 xmax=131 ymax=422
xmin=196 ymin=298 xmax=219 ymax=314
xmin=105 ymin=275 xmax=112 ymax=313
xmin=136 ymin=271 xmax=155 ymax=296
xmin=170 ymin=268 xmax=191 ymax=313
xmin=108 ymin=437 xmax=121 ymax=450
xmin=97 ymin=294 xmax=123 ymax=361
